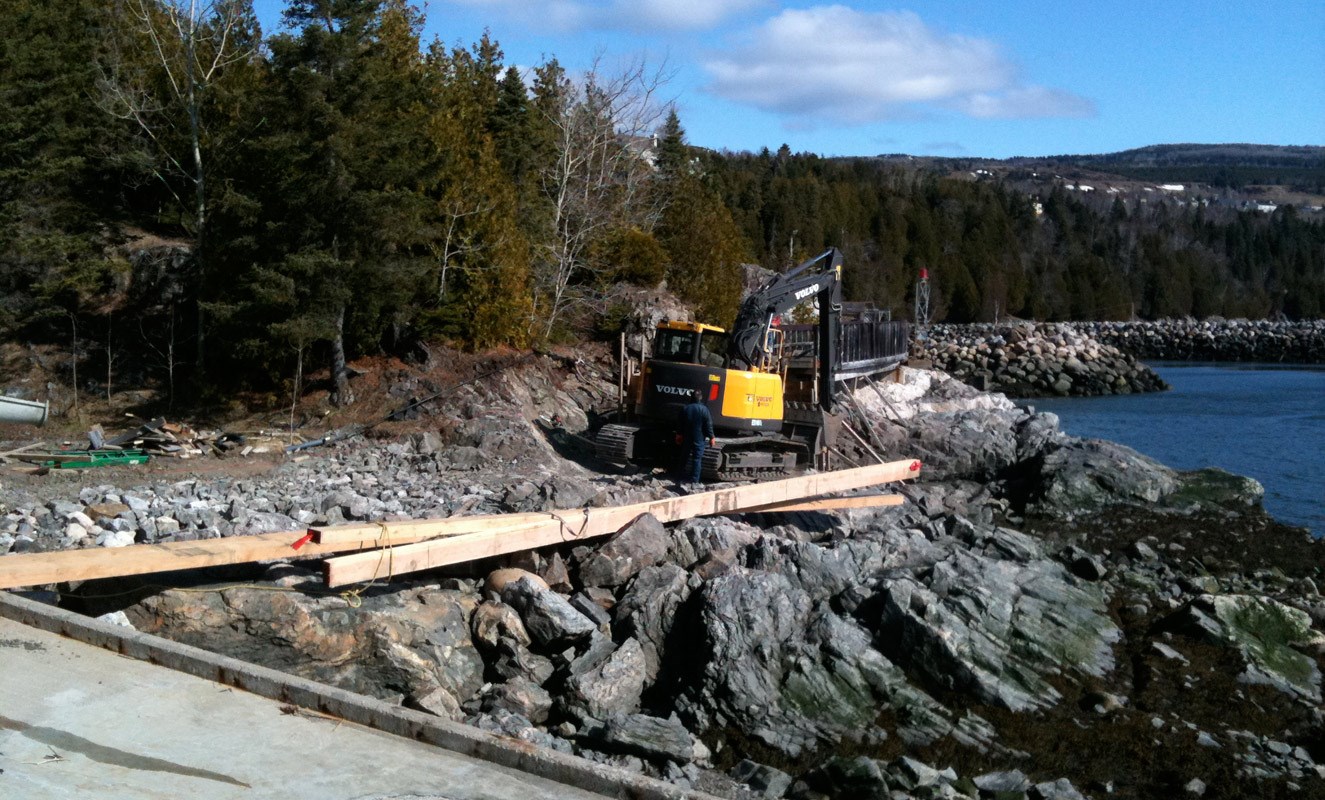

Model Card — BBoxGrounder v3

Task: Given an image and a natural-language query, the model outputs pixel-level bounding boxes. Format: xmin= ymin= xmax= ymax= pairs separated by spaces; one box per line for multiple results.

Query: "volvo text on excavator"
xmin=596 ymin=248 xmax=910 ymax=481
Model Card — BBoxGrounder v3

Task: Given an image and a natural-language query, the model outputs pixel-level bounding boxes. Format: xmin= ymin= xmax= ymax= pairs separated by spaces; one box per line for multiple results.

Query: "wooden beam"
xmin=0 ymin=442 xmax=47 ymax=464
xmin=0 ymin=518 xmax=529 ymax=591
xmin=324 ymin=459 xmax=920 ymax=587
xmin=310 ymin=512 xmax=552 ymax=546
xmin=7 ymin=452 xmax=94 ymax=464
xmin=840 ymin=422 xmax=886 ymax=465
xmin=738 ymin=494 xmax=905 ymax=513
xmin=0 ymin=459 xmax=920 ymax=590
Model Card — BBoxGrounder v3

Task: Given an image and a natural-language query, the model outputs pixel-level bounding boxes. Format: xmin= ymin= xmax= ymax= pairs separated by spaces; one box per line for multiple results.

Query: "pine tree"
xmin=0 ymin=0 xmax=120 ymax=334
xmin=416 ymin=37 xmax=531 ymax=347
xmin=250 ymin=0 xmax=433 ymax=405
xmin=491 ymin=67 xmax=532 ymax=190
xmin=655 ymin=108 xmax=688 ymax=179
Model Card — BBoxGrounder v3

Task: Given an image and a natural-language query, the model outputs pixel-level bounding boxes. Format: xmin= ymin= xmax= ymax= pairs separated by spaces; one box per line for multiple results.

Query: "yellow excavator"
xmin=596 ymin=248 xmax=909 ymax=480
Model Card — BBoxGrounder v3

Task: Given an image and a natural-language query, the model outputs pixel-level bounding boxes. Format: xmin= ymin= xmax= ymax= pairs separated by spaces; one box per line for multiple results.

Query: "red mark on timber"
xmin=291 ymin=531 xmax=315 ymax=550
xmin=909 ymin=461 xmax=922 ymax=472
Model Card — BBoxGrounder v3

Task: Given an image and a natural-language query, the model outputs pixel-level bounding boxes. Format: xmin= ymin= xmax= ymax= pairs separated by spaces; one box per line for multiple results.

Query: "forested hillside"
xmin=2 ymin=1 xmax=1322 ymax=405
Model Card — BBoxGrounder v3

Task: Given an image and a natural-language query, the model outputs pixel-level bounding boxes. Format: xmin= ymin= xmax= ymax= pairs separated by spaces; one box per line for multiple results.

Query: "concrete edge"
xmin=0 ymin=592 xmax=720 ymax=800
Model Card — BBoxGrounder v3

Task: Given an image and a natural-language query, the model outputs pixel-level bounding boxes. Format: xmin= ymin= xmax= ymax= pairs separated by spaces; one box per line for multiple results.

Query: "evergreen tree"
xmin=656 ymin=116 xmax=747 ymax=325
xmin=491 ymin=66 xmax=533 ymax=192
xmin=659 ymin=173 xmax=747 ymax=326
xmin=416 ymin=36 xmax=531 ymax=347
xmin=655 ymin=108 xmax=688 ymax=178
xmin=250 ymin=0 xmax=433 ymax=405
xmin=0 ymin=0 xmax=121 ymax=333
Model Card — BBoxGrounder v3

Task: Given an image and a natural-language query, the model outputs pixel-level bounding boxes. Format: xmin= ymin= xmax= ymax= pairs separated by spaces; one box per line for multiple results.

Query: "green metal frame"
xmin=42 ymin=450 xmax=151 ymax=469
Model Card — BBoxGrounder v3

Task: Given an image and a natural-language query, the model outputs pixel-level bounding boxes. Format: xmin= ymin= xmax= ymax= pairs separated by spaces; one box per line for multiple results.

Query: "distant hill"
xmin=1066 ymin=143 xmax=1324 ymax=169
xmin=1012 ymin=144 xmax=1325 ymax=193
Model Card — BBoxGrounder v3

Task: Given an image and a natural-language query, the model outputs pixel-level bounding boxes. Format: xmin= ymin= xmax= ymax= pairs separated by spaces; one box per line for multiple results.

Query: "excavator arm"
xmin=728 ymin=248 xmax=844 ymax=406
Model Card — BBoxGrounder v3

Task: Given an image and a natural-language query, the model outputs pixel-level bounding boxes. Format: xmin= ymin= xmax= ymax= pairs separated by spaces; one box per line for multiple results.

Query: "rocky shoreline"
xmin=2 ymin=357 xmax=1322 ymax=800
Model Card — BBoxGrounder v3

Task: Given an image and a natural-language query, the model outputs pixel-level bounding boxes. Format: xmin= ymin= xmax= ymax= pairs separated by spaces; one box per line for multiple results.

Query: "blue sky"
xmin=252 ymin=1 xmax=1325 ymax=159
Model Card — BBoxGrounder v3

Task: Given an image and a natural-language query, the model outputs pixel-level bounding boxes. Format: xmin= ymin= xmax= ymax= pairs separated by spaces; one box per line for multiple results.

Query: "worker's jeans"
xmin=687 ymin=440 xmax=706 ymax=484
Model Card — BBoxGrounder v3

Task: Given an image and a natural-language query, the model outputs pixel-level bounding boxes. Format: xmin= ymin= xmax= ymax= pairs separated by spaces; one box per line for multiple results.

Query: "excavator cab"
xmin=632 ymin=318 xmax=785 ymax=440
xmin=652 ymin=322 xmax=730 ymax=369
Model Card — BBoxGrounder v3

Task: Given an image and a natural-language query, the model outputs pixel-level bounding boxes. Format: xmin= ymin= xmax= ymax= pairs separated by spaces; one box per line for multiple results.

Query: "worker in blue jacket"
xmin=678 ymin=389 xmax=716 ymax=489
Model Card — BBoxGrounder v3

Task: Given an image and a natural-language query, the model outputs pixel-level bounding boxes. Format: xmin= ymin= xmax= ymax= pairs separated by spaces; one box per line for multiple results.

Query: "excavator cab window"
xmin=698 ymin=330 xmax=729 ymax=369
xmin=654 ymin=329 xmax=699 ymax=363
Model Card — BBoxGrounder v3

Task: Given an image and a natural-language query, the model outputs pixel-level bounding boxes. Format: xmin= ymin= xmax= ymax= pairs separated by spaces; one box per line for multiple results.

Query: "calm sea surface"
xmin=1029 ymin=363 xmax=1324 ymax=538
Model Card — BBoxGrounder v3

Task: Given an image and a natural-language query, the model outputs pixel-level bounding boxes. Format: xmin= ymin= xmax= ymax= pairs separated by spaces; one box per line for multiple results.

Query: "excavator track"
xmin=596 ymin=424 xmax=810 ymax=482
xmin=700 ymin=440 xmax=804 ymax=482
xmin=595 ymin=423 xmax=639 ymax=464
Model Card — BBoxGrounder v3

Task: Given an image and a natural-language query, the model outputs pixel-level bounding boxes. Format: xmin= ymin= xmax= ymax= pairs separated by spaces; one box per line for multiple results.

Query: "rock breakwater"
xmin=917 ymin=323 xmax=1168 ymax=397
xmin=1071 ymin=319 xmax=1325 ymax=363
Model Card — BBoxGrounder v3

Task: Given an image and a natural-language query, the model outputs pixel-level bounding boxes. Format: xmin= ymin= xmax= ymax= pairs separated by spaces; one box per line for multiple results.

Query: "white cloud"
xmin=705 ymin=6 xmax=1094 ymax=123
xmin=955 ymin=86 xmax=1095 ymax=119
xmin=442 ymin=0 xmax=765 ymax=32
xmin=609 ymin=0 xmax=768 ymax=31
xmin=443 ymin=0 xmax=590 ymax=30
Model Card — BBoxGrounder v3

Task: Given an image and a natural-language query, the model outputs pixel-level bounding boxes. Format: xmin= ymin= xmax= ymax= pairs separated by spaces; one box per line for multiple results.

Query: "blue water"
xmin=1029 ymin=363 xmax=1324 ymax=537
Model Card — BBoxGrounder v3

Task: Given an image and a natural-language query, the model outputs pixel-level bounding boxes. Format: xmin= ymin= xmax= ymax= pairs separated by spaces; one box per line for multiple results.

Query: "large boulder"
xmin=1167 ymin=467 xmax=1266 ymax=511
xmin=563 ymin=637 xmax=648 ymax=720
xmin=500 ymin=576 xmax=597 ymax=648
xmin=1030 ymin=438 xmax=1181 ymax=517
xmin=126 ymin=579 xmax=485 ymax=706
xmin=904 ymin=408 xmax=1025 ymax=481
xmin=577 ymin=513 xmax=672 ymax=588
xmin=470 ymin=601 xmax=531 ymax=650
xmin=674 ymin=572 xmax=966 ymax=757
xmin=482 ymin=676 xmax=553 ymax=724
xmin=589 ymin=713 xmax=694 ymax=763
xmin=1159 ymin=594 xmax=1322 ymax=703
xmin=873 ymin=544 xmax=1120 ymax=712
xmin=614 ymin=564 xmax=696 ymax=683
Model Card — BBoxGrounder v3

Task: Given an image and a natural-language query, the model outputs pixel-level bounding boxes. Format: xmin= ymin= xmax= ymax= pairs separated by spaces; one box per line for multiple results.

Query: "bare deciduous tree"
xmin=532 ymin=55 xmax=672 ymax=338
xmin=98 ymin=1 xmax=257 ymax=378
xmin=432 ymin=191 xmax=501 ymax=302
xmin=98 ymin=0 xmax=256 ymax=241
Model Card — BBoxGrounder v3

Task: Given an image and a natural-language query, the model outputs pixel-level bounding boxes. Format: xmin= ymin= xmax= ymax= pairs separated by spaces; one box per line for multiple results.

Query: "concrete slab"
xmin=0 ymin=616 xmax=610 ymax=800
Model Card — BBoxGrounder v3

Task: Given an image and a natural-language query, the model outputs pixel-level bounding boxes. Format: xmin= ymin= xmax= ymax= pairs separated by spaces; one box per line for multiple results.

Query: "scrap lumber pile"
xmin=97 ymin=417 xmax=286 ymax=458
xmin=0 ymin=460 xmax=920 ymax=591
xmin=101 ymin=418 xmax=205 ymax=456
xmin=0 ymin=418 xmax=300 ymax=471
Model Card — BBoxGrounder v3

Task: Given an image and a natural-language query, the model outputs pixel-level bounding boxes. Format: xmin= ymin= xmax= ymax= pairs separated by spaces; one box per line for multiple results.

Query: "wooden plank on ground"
xmin=310 ymin=512 xmax=551 ymax=546
xmin=0 ymin=523 xmax=499 ymax=591
xmin=324 ymin=459 xmax=920 ymax=587
xmin=739 ymin=494 xmax=905 ymax=513
xmin=0 ymin=442 xmax=47 ymax=463
xmin=0 ymin=459 xmax=920 ymax=590
xmin=7 ymin=452 xmax=96 ymax=464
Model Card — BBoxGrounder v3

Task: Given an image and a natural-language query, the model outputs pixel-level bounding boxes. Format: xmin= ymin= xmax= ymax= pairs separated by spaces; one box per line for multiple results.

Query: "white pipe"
xmin=0 ymin=396 xmax=49 ymax=426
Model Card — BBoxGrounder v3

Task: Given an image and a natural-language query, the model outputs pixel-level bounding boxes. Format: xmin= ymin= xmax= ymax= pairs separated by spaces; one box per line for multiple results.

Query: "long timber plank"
xmin=0 ymin=460 xmax=919 ymax=591
xmin=310 ymin=512 xmax=553 ymax=546
xmin=324 ymin=459 xmax=920 ymax=587
xmin=0 ymin=530 xmax=343 ymax=590
xmin=0 ymin=517 xmax=540 ymax=590
xmin=739 ymin=494 xmax=905 ymax=513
